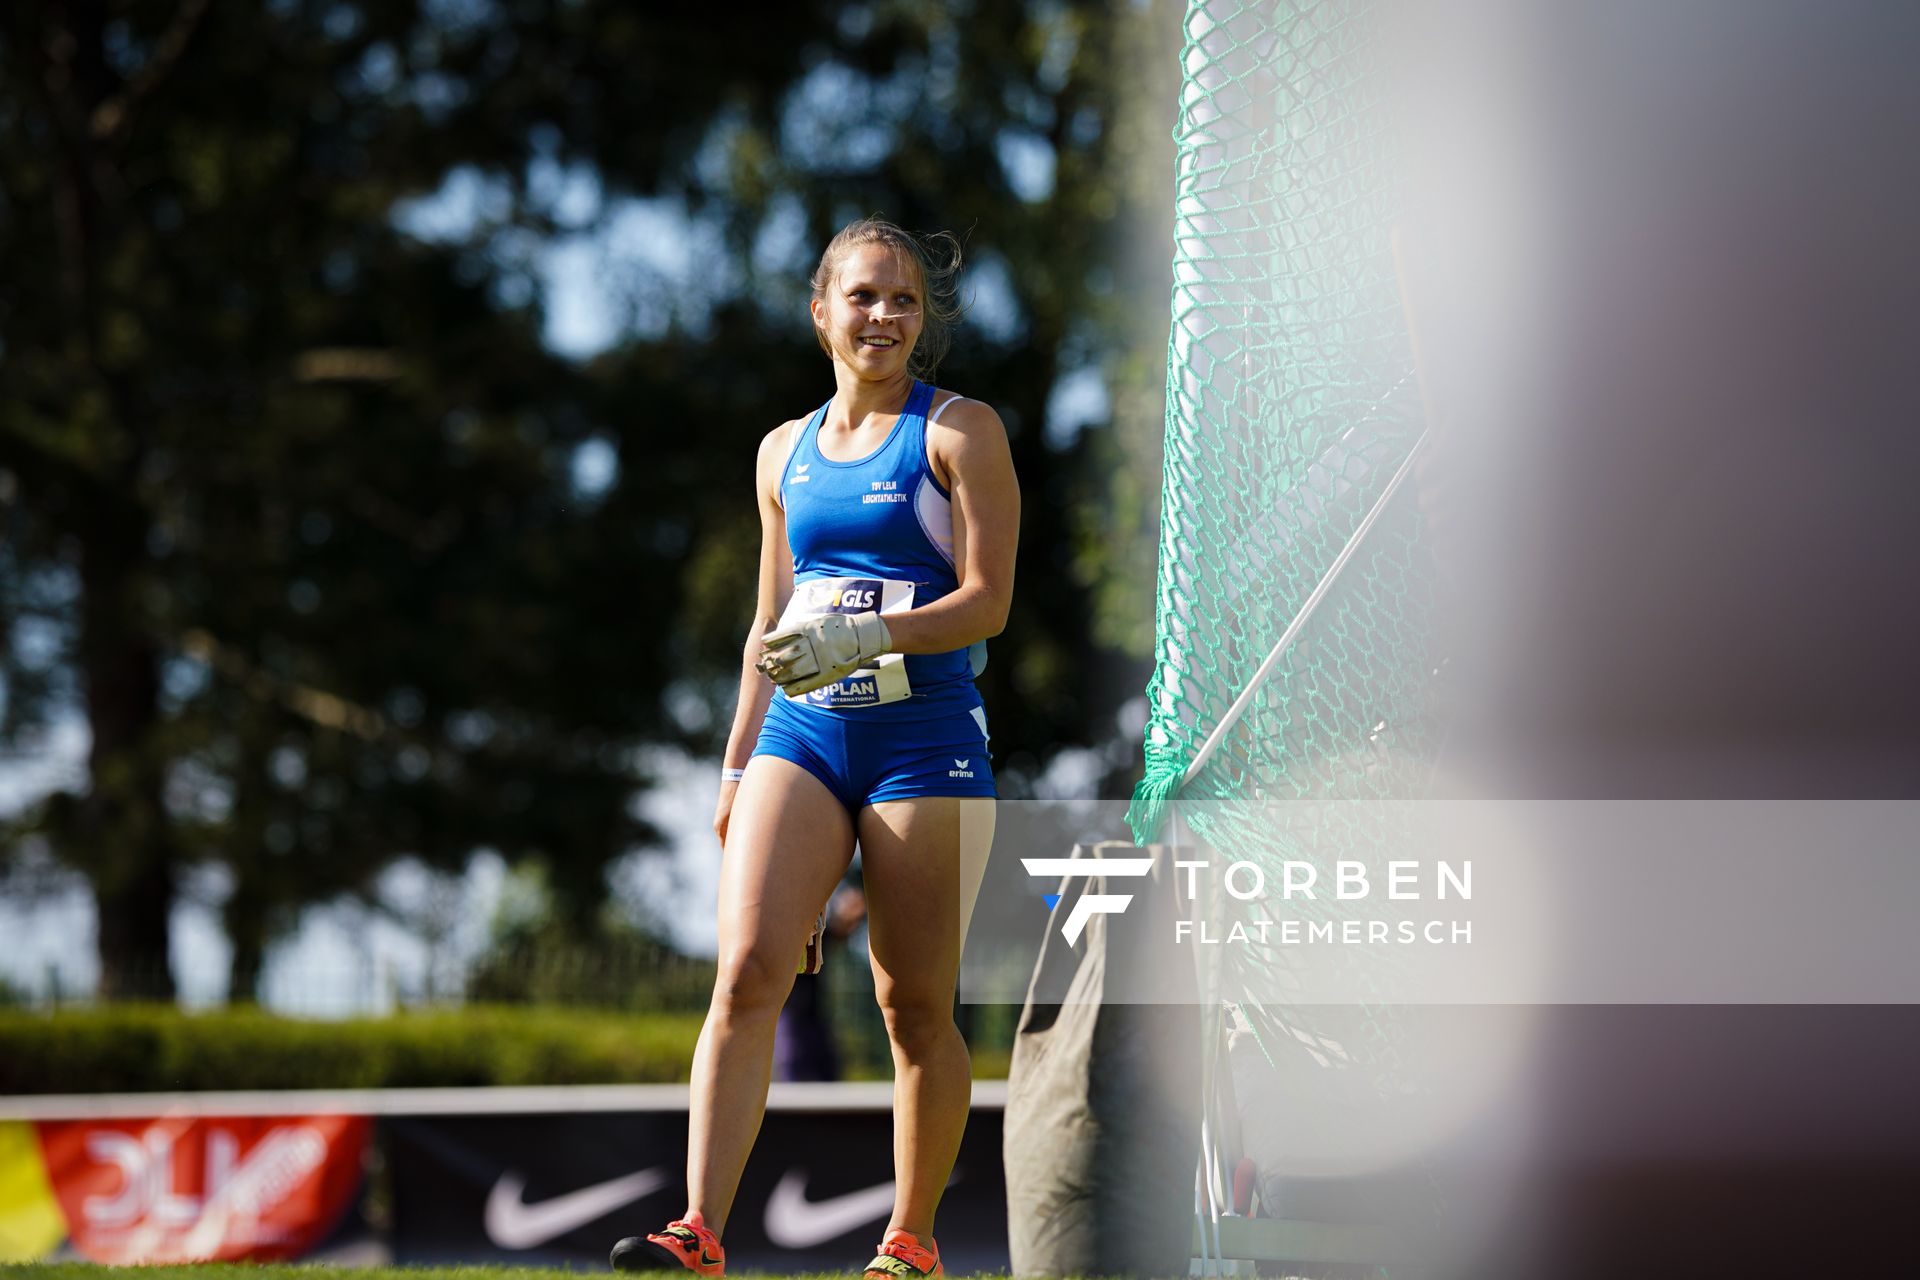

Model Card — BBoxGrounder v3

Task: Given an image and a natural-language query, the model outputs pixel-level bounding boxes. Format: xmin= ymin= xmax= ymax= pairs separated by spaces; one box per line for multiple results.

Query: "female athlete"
xmin=612 ymin=218 xmax=1018 ymax=1278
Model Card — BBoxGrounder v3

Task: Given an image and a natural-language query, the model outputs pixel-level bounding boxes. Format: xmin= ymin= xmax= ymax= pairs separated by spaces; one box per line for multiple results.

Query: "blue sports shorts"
xmin=751 ymin=694 xmax=996 ymax=812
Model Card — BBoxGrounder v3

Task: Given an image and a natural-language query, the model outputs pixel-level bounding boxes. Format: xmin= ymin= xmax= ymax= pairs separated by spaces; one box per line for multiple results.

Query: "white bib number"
xmin=777 ymin=576 xmax=915 ymax=707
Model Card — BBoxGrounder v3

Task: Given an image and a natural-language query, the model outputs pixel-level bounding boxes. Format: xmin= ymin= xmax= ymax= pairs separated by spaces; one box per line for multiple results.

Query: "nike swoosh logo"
xmin=763 ymin=1169 xmax=897 ymax=1248
xmin=485 ymin=1166 xmax=669 ymax=1250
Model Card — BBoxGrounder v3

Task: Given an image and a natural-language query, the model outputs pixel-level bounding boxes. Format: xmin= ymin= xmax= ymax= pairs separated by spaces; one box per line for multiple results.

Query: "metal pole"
xmin=1180 ymin=430 xmax=1430 ymax=791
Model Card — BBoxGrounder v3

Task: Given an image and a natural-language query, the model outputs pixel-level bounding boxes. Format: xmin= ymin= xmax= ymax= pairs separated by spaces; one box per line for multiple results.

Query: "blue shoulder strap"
xmin=909 ymin=378 xmax=935 ymax=419
xmin=785 ymin=398 xmax=831 ymax=480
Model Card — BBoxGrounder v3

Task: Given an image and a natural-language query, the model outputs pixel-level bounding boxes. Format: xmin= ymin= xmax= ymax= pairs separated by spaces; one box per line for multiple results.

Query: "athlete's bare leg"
xmin=686 ymin=756 xmax=855 ymax=1236
xmin=858 ymin=795 xmax=995 ymax=1240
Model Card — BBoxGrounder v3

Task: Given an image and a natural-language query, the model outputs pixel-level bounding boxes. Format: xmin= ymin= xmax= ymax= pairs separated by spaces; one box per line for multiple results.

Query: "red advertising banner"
xmin=33 ymin=1114 xmax=368 ymax=1263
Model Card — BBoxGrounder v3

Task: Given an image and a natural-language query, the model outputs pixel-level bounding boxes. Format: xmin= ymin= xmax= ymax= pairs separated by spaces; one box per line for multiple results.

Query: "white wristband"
xmin=721 ymin=767 xmax=747 ymax=782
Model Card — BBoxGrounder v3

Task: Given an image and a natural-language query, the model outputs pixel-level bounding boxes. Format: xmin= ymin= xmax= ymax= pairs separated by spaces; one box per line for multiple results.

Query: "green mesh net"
xmin=1126 ymin=0 xmax=1447 ymax=1220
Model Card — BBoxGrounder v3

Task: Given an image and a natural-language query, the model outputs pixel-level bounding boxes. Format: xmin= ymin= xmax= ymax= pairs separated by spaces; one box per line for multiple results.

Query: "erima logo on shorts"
xmin=948 ymin=758 xmax=973 ymax=778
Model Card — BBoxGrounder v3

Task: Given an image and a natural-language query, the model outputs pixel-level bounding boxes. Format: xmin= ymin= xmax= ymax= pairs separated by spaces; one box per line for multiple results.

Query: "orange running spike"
xmin=863 ymin=1228 xmax=942 ymax=1279
xmin=611 ymin=1211 xmax=725 ymax=1276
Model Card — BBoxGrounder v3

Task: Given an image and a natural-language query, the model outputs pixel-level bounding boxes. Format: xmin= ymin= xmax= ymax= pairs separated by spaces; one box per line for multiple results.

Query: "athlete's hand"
xmin=713 ymin=778 xmax=739 ymax=846
xmin=757 ymin=611 xmax=892 ymax=697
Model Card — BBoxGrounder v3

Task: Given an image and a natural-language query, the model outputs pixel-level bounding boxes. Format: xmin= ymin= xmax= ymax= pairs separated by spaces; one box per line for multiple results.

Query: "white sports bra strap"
xmin=928 ymin=394 xmax=970 ymax=425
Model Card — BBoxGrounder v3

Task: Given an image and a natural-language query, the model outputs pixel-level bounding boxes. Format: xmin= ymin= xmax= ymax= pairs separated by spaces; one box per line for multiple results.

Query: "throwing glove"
xmin=758 ymin=611 xmax=893 ymax=698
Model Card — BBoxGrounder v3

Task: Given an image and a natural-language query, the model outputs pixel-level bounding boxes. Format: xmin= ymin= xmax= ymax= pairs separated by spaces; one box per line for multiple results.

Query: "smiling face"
xmin=811 ymin=242 xmax=925 ymax=377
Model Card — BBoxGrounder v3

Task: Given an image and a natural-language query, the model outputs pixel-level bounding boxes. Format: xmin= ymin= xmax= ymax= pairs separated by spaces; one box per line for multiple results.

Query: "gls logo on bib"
xmin=794 ymin=578 xmax=881 ymax=615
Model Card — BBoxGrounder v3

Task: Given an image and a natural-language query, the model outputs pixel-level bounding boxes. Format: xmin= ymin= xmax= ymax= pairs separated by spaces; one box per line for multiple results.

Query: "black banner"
xmin=386 ymin=1105 xmax=1008 ymax=1272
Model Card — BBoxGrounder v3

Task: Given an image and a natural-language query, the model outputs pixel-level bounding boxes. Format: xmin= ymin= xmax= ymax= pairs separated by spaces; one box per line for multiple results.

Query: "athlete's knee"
xmin=877 ymin=992 xmax=958 ymax=1058
xmin=713 ymin=945 xmax=795 ymax=1018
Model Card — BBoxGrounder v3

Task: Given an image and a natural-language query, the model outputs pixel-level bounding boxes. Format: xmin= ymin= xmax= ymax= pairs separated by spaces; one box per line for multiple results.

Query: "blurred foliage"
xmin=465 ymin=906 xmax=712 ymax=1012
xmin=0 ymin=1003 xmax=706 ymax=1091
xmin=0 ymin=1001 xmax=1014 ymax=1090
xmin=0 ymin=1 xmax=1179 ymax=1000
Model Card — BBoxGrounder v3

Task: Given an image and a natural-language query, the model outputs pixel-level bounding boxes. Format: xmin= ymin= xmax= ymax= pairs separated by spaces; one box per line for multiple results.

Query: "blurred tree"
xmin=464 ymin=861 xmax=712 ymax=1013
xmin=0 ymin=0 xmax=1178 ymax=1000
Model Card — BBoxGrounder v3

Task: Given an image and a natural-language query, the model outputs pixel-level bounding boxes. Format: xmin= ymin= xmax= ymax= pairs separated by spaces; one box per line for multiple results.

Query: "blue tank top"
xmin=778 ymin=380 xmax=981 ymax=720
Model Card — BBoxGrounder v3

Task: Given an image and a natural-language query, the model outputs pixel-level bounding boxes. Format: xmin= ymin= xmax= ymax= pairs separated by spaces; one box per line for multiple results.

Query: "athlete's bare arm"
xmin=882 ymin=395 xmax=1018 ymax=655
xmin=713 ymin=420 xmax=799 ymax=842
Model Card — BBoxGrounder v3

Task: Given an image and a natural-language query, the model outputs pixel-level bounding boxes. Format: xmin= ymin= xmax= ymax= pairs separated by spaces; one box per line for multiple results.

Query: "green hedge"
xmin=0 ymin=1005 xmax=705 ymax=1094
xmin=0 ymin=1004 xmax=1020 ymax=1093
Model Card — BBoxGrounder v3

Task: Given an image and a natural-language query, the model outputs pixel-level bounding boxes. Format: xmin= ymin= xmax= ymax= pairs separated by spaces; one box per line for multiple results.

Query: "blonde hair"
xmin=809 ymin=217 xmax=964 ymax=380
